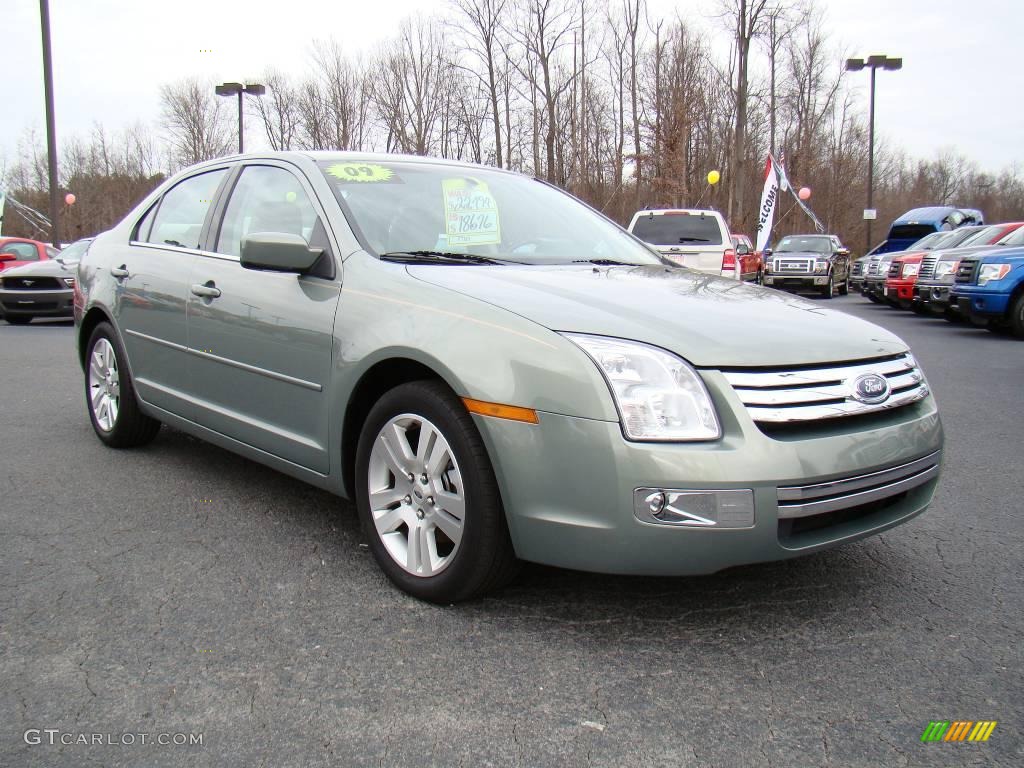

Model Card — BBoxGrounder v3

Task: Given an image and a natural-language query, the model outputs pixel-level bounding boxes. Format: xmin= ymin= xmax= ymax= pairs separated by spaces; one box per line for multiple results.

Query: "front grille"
xmin=1 ymin=276 xmax=62 ymax=290
xmin=888 ymin=260 xmax=902 ymax=277
xmin=955 ymin=258 xmax=979 ymax=284
xmin=777 ymin=450 xmax=941 ymax=520
xmin=720 ymin=353 xmax=929 ymax=424
xmin=866 ymin=259 xmax=881 ymax=276
xmin=851 ymin=261 xmax=864 ymax=277
xmin=919 ymin=254 xmax=939 ymax=280
xmin=774 ymin=258 xmax=813 ymax=273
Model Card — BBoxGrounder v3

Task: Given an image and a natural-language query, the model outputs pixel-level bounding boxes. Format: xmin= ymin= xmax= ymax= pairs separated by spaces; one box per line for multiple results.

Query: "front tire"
xmin=355 ymin=380 xmax=518 ymax=603
xmin=85 ymin=322 xmax=161 ymax=448
xmin=1009 ymin=293 xmax=1024 ymax=338
xmin=820 ymin=274 xmax=835 ymax=299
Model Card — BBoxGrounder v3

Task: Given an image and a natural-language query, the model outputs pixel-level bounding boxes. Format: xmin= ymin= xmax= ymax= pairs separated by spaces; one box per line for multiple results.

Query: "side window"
xmin=133 ymin=202 xmax=159 ymax=242
xmin=147 ymin=169 xmax=227 ymax=250
xmin=0 ymin=242 xmax=39 ymax=261
xmin=216 ymin=165 xmax=319 ymax=258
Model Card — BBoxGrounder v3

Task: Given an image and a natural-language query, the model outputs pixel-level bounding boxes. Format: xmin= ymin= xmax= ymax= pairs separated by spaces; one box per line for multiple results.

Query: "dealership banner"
xmin=755 ymin=156 xmax=780 ymax=252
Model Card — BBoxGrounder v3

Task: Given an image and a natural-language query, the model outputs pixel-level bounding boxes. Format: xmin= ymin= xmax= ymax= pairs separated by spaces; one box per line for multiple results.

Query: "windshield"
xmin=631 ymin=213 xmax=724 ymax=245
xmin=955 ymin=225 xmax=1001 ymax=247
xmin=318 ymin=160 xmax=664 ymax=266
xmin=56 ymin=239 xmax=91 ymax=264
xmin=996 ymin=225 xmax=1024 ymax=246
xmin=775 ymin=235 xmax=831 ymax=254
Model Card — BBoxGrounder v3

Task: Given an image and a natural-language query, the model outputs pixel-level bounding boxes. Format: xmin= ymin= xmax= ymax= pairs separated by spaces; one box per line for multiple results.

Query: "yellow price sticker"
xmin=326 ymin=163 xmax=396 ymax=183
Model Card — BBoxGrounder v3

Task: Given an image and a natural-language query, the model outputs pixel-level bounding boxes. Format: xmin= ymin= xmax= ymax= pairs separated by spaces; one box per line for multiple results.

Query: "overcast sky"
xmin=2 ymin=0 xmax=1021 ymax=177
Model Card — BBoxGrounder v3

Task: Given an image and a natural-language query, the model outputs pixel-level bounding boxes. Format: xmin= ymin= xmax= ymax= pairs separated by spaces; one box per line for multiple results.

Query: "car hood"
xmin=408 ymin=264 xmax=907 ymax=367
xmin=1 ymin=259 xmax=73 ymax=278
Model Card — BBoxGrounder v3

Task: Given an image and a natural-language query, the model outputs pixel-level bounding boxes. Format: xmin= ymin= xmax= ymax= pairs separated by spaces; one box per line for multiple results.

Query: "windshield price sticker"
xmin=327 ymin=163 xmax=397 ymax=183
xmin=442 ymin=178 xmax=501 ymax=246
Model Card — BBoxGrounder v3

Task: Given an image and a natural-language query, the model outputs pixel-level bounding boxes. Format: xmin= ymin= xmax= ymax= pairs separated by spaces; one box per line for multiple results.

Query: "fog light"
xmin=634 ymin=488 xmax=755 ymax=528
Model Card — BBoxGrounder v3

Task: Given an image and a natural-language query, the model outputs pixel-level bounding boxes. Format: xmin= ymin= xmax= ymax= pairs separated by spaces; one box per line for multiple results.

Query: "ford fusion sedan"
xmin=0 ymin=238 xmax=91 ymax=324
xmin=74 ymin=152 xmax=943 ymax=602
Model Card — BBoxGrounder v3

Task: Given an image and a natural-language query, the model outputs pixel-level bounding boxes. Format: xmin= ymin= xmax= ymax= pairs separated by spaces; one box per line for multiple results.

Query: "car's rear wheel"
xmin=85 ymin=322 xmax=161 ymax=448
xmin=5 ymin=316 xmax=32 ymax=325
xmin=355 ymin=380 xmax=518 ymax=603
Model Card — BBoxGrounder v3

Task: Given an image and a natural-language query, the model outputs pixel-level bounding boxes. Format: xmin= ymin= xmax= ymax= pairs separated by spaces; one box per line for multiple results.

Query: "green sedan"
xmin=75 ymin=152 xmax=943 ymax=602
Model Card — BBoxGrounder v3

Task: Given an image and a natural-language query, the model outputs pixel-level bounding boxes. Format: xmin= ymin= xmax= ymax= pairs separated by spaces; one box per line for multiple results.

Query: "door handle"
xmin=190 ymin=283 xmax=222 ymax=299
xmin=110 ymin=265 xmax=129 ymax=279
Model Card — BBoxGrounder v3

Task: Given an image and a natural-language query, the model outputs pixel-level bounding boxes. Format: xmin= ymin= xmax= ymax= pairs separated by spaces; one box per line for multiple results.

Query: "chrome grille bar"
xmin=777 ymin=451 xmax=941 ymax=518
xmin=721 ymin=353 xmax=929 ymax=424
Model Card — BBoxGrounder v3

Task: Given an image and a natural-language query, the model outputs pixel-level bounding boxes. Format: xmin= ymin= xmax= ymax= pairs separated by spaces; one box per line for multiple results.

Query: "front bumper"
xmin=884 ymin=278 xmax=917 ymax=302
xmin=473 ymin=378 xmax=943 ymax=576
xmin=914 ymin=280 xmax=954 ymax=311
xmin=952 ymin=286 xmax=1012 ymax=319
xmin=763 ymin=273 xmax=829 ymax=290
xmin=0 ymin=287 xmax=74 ymax=317
xmin=862 ymin=278 xmax=887 ymax=299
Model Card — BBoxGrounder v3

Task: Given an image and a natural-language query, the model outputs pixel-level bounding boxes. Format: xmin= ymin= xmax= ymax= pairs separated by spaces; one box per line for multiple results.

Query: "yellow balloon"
xmin=707 ymin=170 xmax=721 ymax=185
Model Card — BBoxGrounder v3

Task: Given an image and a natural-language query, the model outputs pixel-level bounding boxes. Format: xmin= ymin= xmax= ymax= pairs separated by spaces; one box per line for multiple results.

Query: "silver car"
xmin=75 ymin=152 xmax=943 ymax=602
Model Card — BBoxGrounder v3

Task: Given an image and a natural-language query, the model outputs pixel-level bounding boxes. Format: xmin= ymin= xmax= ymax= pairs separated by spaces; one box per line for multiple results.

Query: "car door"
xmin=186 ymin=162 xmax=342 ymax=473
xmin=116 ymin=167 xmax=230 ymax=418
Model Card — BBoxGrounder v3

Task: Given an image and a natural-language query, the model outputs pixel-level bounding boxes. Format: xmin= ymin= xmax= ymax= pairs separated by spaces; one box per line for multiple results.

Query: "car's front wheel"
xmin=85 ymin=322 xmax=161 ymax=447
xmin=821 ymin=273 xmax=835 ymax=299
xmin=355 ymin=380 xmax=518 ymax=603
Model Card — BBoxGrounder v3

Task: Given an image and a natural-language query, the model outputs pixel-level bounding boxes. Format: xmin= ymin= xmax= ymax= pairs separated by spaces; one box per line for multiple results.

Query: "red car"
xmin=0 ymin=238 xmax=59 ymax=272
xmin=726 ymin=233 xmax=763 ymax=283
xmin=884 ymin=222 xmax=1024 ymax=309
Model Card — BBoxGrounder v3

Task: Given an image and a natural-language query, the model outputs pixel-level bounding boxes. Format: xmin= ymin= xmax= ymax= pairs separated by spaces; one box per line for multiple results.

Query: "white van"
xmin=627 ymin=208 xmax=734 ymax=277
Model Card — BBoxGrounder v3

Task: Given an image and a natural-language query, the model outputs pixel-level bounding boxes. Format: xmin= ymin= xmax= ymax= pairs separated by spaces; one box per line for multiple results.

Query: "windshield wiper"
xmin=572 ymin=258 xmax=643 ymax=266
xmin=678 ymin=237 xmax=710 ymax=243
xmin=380 ymin=250 xmax=507 ymax=265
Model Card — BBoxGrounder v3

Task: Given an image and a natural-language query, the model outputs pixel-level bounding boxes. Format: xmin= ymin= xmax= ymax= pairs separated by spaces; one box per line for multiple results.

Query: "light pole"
xmin=39 ymin=0 xmax=60 ymax=247
xmin=846 ymin=54 xmax=902 ymax=254
xmin=215 ymin=82 xmax=266 ymax=154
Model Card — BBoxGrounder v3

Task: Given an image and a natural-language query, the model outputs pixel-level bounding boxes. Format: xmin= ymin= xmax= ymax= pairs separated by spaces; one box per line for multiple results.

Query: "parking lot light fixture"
xmin=846 ymin=55 xmax=902 ymax=254
xmin=215 ymin=82 xmax=266 ymax=154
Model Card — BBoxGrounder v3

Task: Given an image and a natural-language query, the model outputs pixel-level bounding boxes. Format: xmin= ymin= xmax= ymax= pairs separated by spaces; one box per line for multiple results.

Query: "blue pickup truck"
xmin=951 ymin=246 xmax=1024 ymax=337
xmin=871 ymin=206 xmax=981 ymax=255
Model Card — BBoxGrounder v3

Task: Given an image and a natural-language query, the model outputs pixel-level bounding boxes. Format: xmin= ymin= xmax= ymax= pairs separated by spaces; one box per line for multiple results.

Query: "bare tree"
xmin=159 ymin=78 xmax=232 ymax=169
xmin=254 ymin=70 xmax=300 ymax=150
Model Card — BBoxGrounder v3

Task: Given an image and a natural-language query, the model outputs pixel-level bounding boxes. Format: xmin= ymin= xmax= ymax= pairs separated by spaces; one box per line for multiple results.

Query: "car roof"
xmin=187 ymin=150 xmax=524 ymax=177
xmin=633 ymin=208 xmax=722 ymax=216
xmin=893 ymin=206 xmax=959 ymax=224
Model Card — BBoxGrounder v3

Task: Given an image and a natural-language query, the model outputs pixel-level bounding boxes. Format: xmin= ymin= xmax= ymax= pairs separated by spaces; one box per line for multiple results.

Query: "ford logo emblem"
xmin=851 ymin=373 xmax=890 ymax=404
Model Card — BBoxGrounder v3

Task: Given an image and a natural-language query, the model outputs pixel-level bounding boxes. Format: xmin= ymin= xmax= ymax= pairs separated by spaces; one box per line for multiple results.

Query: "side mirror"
xmin=736 ymin=243 xmax=750 ymax=256
xmin=240 ymin=232 xmax=322 ymax=273
xmin=763 ymin=248 xmax=772 ymax=257
xmin=0 ymin=253 xmax=16 ymax=262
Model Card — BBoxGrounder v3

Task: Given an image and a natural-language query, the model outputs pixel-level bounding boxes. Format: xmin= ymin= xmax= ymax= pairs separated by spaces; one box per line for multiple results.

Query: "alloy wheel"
xmin=88 ymin=338 xmax=120 ymax=431
xmin=367 ymin=414 xmax=466 ymax=577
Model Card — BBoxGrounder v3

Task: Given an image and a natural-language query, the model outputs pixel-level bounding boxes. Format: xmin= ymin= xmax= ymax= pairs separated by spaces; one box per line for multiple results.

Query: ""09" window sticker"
xmin=326 ymin=163 xmax=398 ymax=183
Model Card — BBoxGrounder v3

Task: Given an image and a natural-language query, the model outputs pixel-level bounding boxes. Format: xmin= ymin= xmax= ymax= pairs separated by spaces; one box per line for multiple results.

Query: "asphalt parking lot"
xmin=1 ymin=296 xmax=1021 ymax=768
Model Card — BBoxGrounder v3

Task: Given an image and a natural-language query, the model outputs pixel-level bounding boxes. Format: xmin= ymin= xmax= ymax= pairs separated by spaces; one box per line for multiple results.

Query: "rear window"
xmin=889 ymin=224 xmax=936 ymax=241
xmin=631 ymin=213 xmax=723 ymax=245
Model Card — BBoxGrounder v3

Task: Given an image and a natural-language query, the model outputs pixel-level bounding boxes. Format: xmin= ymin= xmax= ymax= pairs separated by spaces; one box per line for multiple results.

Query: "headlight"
xmin=63 ymin=277 xmax=75 ymax=288
xmin=563 ymin=334 xmax=721 ymax=442
xmin=978 ymin=264 xmax=1012 ymax=285
xmin=902 ymin=263 xmax=919 ymax=278
xmin=934 ymin=261 xmax=957 ymax=278
xmin=813 ymin=260 xmax=829 ymax=274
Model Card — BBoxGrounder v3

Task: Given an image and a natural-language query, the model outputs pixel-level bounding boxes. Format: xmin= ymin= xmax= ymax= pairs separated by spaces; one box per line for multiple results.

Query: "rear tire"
xmin=355 ymin=380 xmax=519 ymax=603
xmin=85 ymin=322 xmax=161 ymax=448
xmin=5 ymin=316 xmax=32 ymax=325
